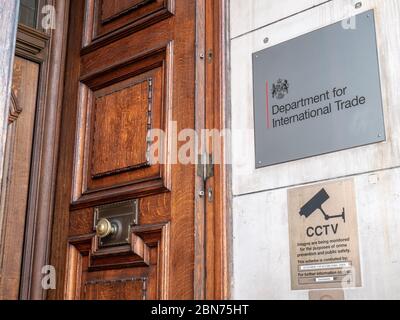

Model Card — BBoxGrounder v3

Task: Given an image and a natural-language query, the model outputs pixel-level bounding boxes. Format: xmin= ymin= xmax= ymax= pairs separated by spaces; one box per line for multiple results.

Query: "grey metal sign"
xmin=253 ymin=10 xmax=385 ymax=168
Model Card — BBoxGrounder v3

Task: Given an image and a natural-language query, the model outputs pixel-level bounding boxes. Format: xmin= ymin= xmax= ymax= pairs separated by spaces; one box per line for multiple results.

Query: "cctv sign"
xmin=288 ymin=179 xmax=361 ymax=290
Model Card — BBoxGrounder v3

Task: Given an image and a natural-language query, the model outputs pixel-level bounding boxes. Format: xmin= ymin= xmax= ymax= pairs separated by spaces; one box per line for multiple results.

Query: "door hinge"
xmin=197 ymin=153 xmax=214 ymax=182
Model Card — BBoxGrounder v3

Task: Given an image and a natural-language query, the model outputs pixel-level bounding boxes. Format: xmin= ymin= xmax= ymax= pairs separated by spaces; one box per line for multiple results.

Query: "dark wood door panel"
xmin=100 ymin=0 xmax=151 ymax=22
xmin=83 ymin=278 xmax=147 ymax=300
xmin=73 ymin=45 xmax=172 ymax=208
xmin=67 ymin=222 xmax=169 ymax=300
xmin=80 ymin=22 xmax=172 ymax=77
xmin=51 ymin=0 xmax=196 ymax=300
xmin=86 ymin=71 xmax=162 ymax=185
xmin=91 ymin=78 xmax=150 ymax=178
xmin=83 ymin=0 xmax=174 ymax=51
xmin=100 ymin=0 xmax=162 ymax=23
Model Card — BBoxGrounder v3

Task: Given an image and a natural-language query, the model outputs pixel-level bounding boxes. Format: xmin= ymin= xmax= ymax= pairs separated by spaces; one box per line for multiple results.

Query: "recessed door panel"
xmin=84 ymin=0 xmax=174 ymax=47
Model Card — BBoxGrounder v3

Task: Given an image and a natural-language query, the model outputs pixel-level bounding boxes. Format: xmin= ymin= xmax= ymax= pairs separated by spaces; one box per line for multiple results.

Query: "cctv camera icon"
xmin=299 ymin=188 xmax=345 ymax=222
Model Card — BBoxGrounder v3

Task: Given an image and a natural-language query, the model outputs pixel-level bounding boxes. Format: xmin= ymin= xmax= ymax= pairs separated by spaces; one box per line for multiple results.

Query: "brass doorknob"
xmin=96 ymin=218 xmax=117 ymax=238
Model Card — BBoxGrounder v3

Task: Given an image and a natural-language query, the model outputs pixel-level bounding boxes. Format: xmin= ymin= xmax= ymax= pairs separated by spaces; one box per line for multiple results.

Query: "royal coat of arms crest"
xmin=272 ymin=79 xmax=289 ymax=99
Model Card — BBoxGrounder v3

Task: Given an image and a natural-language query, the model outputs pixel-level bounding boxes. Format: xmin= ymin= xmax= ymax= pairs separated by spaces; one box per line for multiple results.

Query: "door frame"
xmin=193 ymin=0 xmax=232 ymax=300
xmin=4 ymin=0 xmax=231 ymax=300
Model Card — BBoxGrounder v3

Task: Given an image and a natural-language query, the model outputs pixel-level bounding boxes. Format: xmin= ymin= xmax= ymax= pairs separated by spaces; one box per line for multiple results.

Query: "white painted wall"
xmin=230 ymin=0 xmax=400 ymax=300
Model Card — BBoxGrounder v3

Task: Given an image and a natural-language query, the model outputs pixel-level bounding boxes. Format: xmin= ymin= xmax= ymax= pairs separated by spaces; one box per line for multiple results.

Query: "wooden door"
xmin=50 ymin=0 xmax=201 ymax=300
xmin=0 ymin=56 xmax=40 ymax=300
